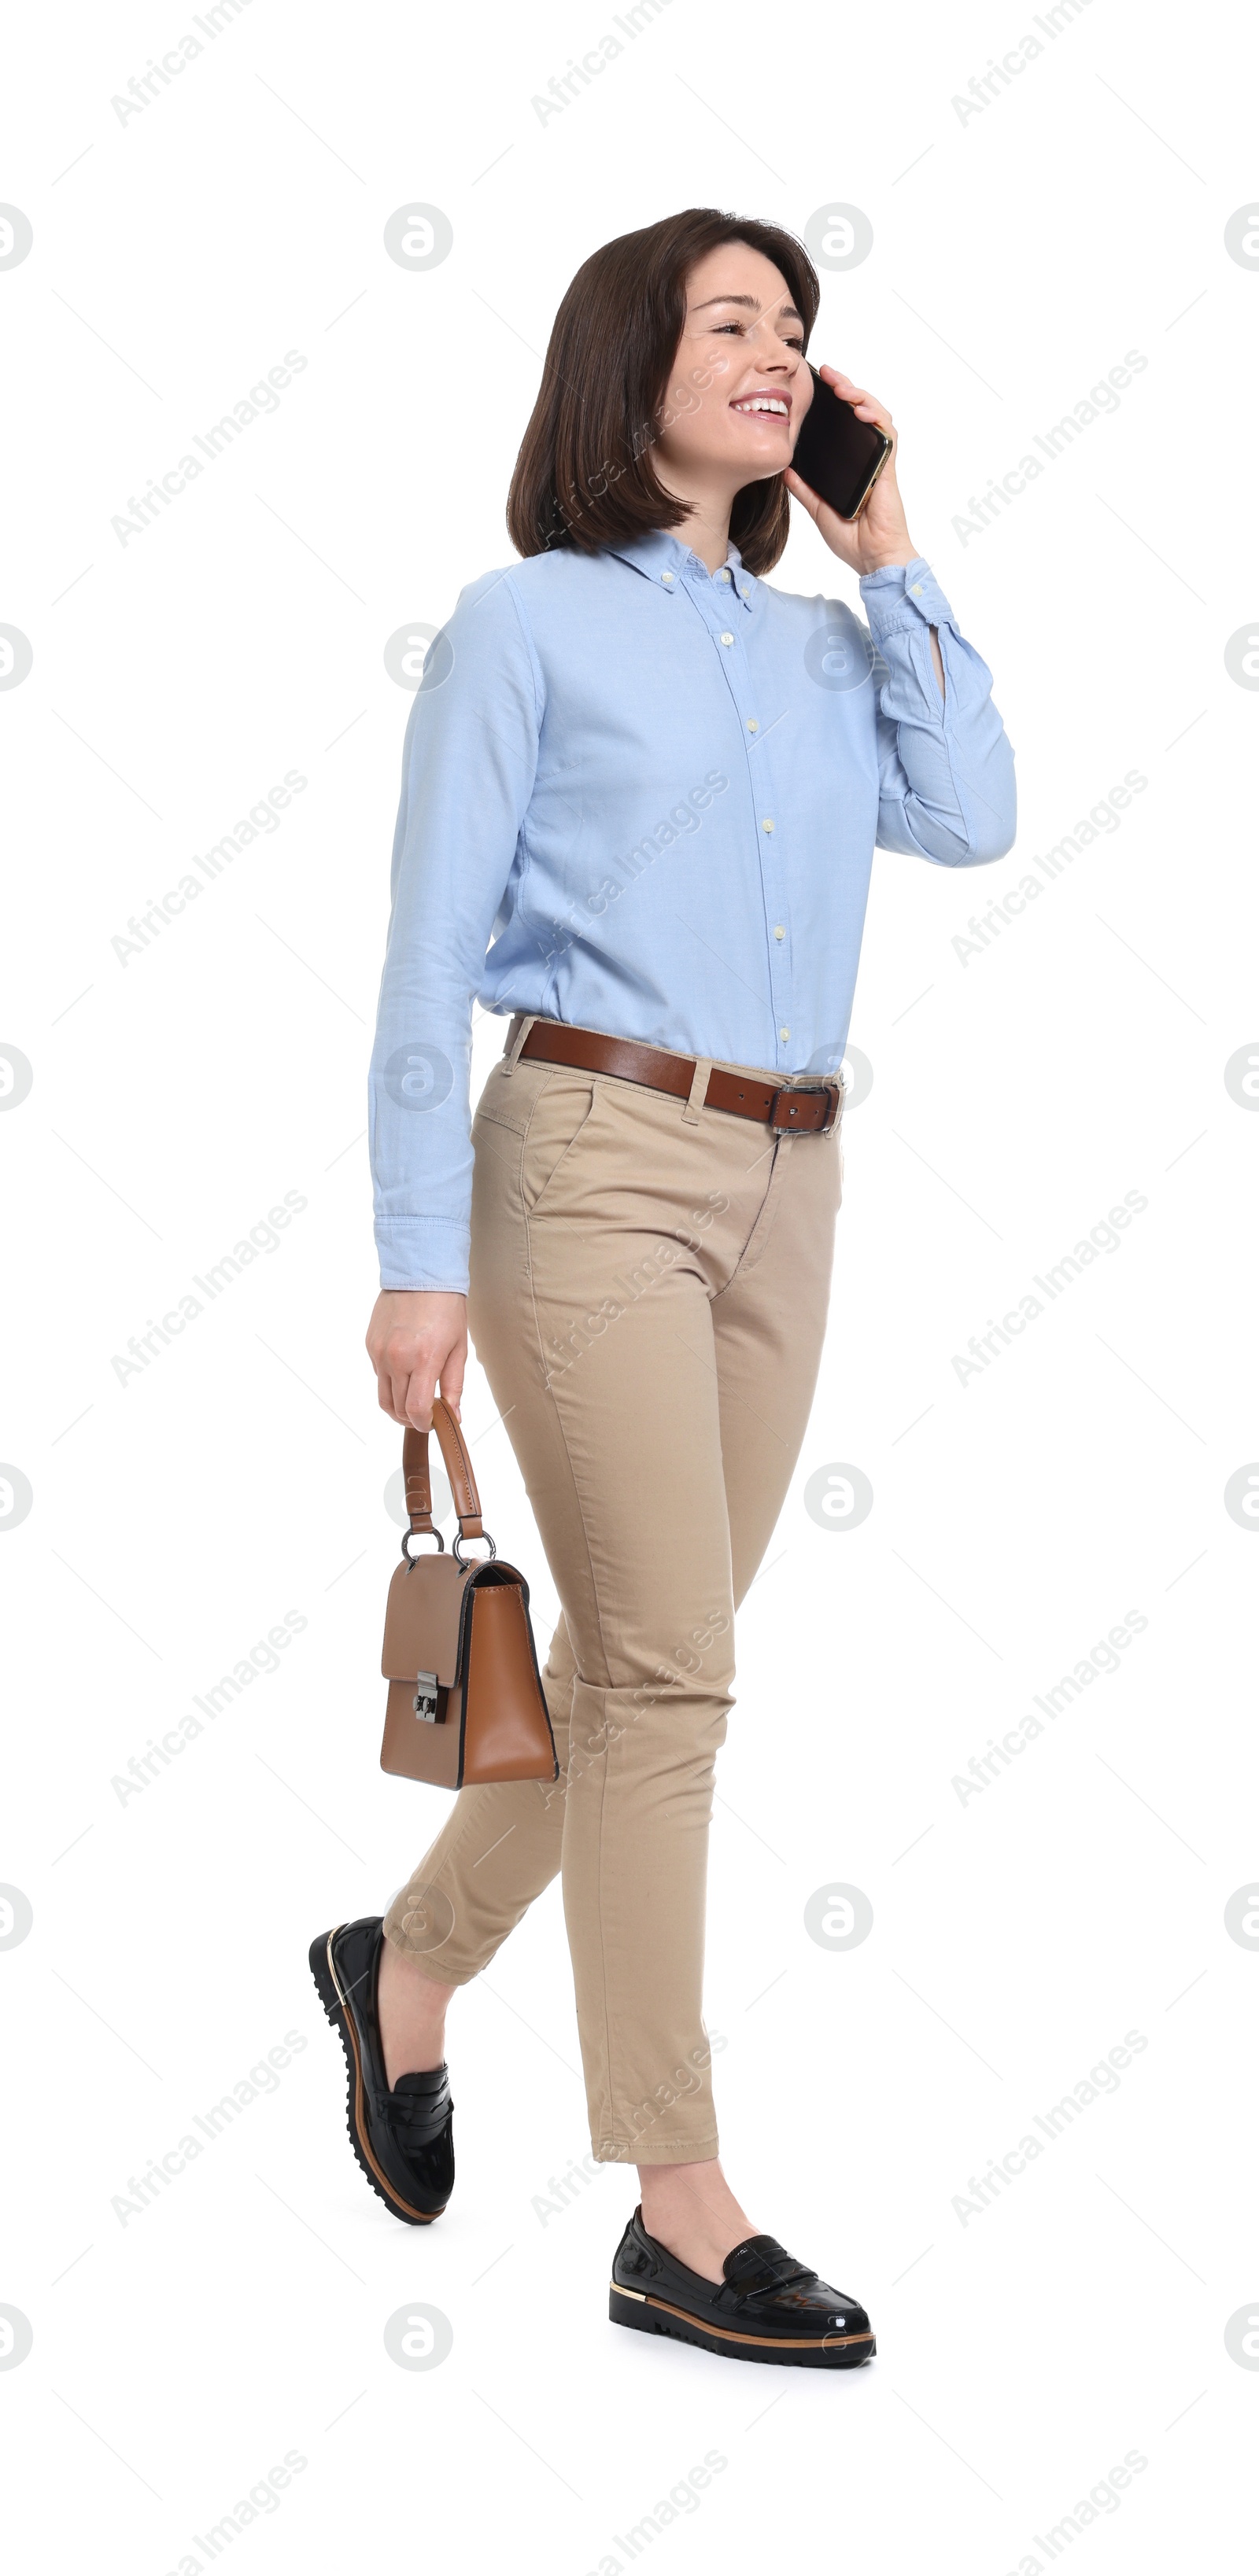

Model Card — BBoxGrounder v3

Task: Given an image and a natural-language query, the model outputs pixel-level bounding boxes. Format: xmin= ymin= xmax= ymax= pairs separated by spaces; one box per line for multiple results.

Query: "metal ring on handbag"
xmin=402 ymin=1525 xmax=445 ymax=1563
xmin=452 ymin=1529 xmax=497 ymax=1566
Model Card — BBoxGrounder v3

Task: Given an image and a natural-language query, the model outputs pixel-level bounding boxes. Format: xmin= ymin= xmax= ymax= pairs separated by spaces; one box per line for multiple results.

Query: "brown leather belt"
xmin=513 ymin=1021 xmax=843 ymax=1135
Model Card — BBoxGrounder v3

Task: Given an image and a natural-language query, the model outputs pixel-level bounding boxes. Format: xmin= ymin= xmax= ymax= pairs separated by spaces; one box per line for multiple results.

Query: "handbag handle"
xmin=402 ymin=1397 xmax=489 ymax=1556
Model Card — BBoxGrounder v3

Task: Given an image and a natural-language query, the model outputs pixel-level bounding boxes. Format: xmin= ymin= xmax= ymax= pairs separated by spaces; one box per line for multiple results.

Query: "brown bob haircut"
xmin=506 ymin=208 xmax=820 ymax=578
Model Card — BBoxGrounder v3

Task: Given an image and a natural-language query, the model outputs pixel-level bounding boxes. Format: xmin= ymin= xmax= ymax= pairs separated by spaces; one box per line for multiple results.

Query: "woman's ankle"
xmin=637 ymin=2157 xmax=756 ymax=2283
xmin=377 ymin=1934 xmax=456 ymax=2084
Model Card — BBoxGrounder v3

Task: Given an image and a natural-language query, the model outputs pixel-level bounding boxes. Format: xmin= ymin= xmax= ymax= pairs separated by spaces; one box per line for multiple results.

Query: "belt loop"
xmin=502 ymin=1012 xmax=537 ymax=1078
xmin=681 ymin=1056 xmax=713 ymax=1126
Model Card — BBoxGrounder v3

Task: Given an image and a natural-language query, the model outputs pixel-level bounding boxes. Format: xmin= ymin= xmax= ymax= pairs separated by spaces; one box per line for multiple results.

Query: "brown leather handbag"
xmin=380 ymin=1398 xmax=558 ymax=1791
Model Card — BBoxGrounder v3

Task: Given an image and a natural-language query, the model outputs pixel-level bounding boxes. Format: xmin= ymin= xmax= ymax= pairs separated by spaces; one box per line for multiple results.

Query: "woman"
xmin=311 ymin=206 xmax=1015 ymax=2368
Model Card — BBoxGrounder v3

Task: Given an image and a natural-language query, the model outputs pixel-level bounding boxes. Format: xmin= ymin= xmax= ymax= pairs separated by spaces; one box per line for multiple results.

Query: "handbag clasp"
xmin=412 ymin=1671 xmax=440 ymax=1723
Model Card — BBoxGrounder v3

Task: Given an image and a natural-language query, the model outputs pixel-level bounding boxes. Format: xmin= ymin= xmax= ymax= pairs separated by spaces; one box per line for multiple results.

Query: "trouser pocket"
xmin=517 ymin=1073 xmax=604 ymax=1216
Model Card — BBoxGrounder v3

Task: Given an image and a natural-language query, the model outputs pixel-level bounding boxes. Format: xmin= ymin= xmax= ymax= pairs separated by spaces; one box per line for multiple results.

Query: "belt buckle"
xmin=769 ymin=1079 xmax=842 ymax=1136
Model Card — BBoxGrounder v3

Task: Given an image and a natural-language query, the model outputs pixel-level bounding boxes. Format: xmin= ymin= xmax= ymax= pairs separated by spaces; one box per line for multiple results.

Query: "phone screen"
xmin=789 ymin=367 xmax=892 ymax=521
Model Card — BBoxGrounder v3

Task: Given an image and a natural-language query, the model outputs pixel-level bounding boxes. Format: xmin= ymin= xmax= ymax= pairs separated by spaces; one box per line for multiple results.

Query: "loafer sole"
xmin=308 ymin=1927 xmax=447 ymax=2228
xmin=609 ymin=2284 xmax=875 ymax=2368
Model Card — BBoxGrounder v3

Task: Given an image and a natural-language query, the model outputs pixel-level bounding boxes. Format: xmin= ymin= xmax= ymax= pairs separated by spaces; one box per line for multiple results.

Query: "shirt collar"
xmin=604 ymin=526 xmax=756 ymax=610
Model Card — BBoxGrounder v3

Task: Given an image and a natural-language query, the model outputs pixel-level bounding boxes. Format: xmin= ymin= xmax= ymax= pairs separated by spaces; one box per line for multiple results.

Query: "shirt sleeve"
xmin=369 ymin=569 xmax=541 ymax=1293
xmin=858 ymin=557 xmax=1016 ymax=865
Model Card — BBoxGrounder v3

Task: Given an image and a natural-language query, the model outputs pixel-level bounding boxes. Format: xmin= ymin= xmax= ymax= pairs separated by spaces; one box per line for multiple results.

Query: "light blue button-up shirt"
xmin=370 ymin=528 xmax=1015 ymax=1291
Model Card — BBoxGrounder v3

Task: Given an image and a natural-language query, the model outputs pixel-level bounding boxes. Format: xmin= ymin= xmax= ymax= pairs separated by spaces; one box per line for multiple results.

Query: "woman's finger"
xmin=439 ymin=1340 xmax=465 ymax=1421
xmin=403 ymin=1362 xmax=438 ymax=1432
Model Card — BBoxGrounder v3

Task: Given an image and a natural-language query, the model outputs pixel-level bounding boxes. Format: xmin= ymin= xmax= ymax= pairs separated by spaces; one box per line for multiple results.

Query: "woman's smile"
xmin=729 ymin=389 xmax=792 ymax=418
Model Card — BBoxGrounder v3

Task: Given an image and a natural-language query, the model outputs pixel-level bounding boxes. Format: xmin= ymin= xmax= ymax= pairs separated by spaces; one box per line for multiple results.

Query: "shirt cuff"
xmin=375 ymin=1216 xmax=470 ymax=1295
xmin=859 ymin=556 xmax=956 ymax=639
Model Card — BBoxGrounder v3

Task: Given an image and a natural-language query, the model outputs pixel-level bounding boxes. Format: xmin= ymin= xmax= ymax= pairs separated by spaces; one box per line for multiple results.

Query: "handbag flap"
xmin=461 ymin=1577 xmax=556 ymax=1783
xmin=382 ymin=1553 xmax=474 ymax=1688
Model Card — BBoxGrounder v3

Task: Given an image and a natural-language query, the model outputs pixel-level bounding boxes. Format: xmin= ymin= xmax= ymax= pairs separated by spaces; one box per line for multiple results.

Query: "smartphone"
xmin=789 ymin=366 xmax=892 ymax=521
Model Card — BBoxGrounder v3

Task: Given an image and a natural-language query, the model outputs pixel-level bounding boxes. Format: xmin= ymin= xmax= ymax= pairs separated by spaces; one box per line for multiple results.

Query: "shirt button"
xmin=747 ymin=718 xmax=759 ymax=732
xmin=773 ymin=924 xmax=785 ymax=940
xmin=719 ymin=631 xmax=734 ymax=647
xmin=779 ymin=1026 xmax=791 ymax=1042
xmin=661 ymin=570 xmax=675 ymax=584
xmin=762 ymin=817 xmax=774 ymax=833
xmin=718 ymin=568 xmax=731 ymax=580
xmin=910 ymin=582 xmax=923 ymax=595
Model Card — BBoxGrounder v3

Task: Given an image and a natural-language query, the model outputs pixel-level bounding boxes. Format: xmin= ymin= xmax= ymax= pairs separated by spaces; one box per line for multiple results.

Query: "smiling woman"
xmin=312 ymin=203 xmax=1016 ymax=2373
xmin=508 ymin=210 xmax=818 ymax=566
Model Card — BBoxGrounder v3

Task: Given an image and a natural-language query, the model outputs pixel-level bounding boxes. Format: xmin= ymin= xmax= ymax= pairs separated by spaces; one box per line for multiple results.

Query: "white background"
xmin=2 ymin=0 xmax=1257 ymax=2567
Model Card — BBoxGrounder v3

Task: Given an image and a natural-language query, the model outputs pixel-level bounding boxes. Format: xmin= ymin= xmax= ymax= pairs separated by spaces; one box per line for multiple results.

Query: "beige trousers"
xmin=383 ymin=1029 xmax=842 ymax=2162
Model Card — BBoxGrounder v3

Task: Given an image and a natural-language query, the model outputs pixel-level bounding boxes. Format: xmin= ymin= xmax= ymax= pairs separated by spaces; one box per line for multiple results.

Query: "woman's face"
xmin=652 ymin=241 xmax=813 ymax=496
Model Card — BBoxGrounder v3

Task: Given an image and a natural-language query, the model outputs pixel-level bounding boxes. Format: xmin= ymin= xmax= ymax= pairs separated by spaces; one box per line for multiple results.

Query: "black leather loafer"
xmin=308 ymin=1917 xmax=453 ymax=2226
xmin=610 ymin=2207 xmax=875 ymax=2368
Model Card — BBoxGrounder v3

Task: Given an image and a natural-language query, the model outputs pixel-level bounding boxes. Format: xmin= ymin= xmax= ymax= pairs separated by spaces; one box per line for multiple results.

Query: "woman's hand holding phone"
xmin=785 ymin=365 xmax=917 ymax=577
xmin=787 ymin=364 xmax=943 ymax=695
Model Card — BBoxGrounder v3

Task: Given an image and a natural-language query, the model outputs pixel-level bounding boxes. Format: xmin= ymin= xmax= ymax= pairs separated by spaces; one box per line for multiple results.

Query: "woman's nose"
xmin=746 ymin=313 xmax=797 ymax=362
